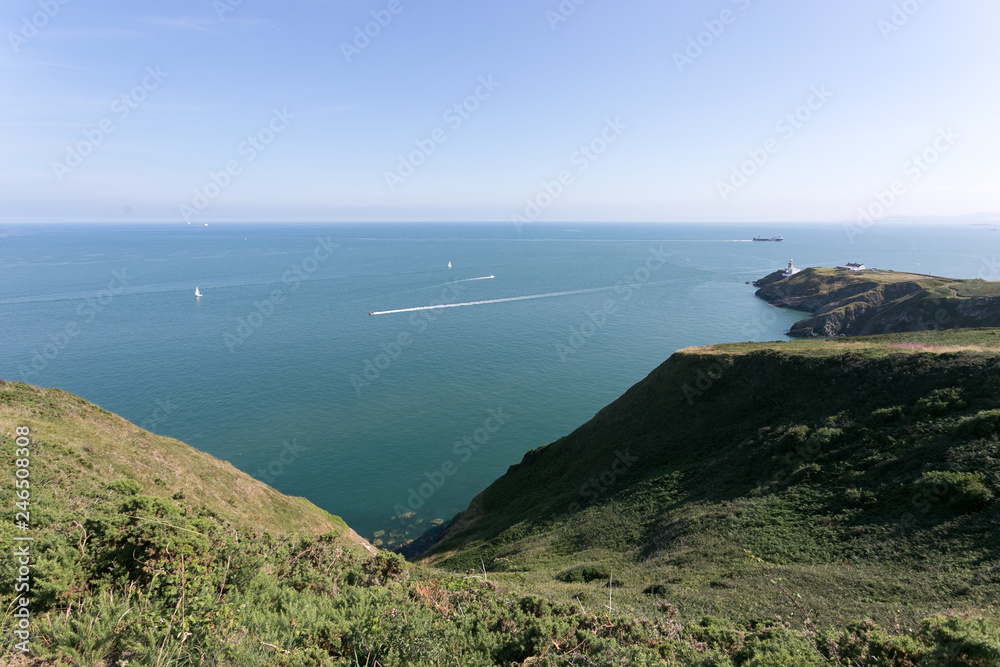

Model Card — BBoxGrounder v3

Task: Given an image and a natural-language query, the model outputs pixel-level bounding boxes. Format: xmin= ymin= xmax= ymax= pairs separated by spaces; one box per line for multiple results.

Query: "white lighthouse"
xmin=783 ymin=259 xmax=801 ymax=277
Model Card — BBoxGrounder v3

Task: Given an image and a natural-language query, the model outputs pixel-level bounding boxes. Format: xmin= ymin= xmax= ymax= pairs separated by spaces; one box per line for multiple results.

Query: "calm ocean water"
xmin=1 ymin=222 xmax=996 ymax=542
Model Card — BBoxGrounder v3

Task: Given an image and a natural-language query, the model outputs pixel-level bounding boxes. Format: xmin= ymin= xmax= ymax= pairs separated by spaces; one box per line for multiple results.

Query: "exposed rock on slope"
xmin=754 ymin=267 xmax=1000 ymax=337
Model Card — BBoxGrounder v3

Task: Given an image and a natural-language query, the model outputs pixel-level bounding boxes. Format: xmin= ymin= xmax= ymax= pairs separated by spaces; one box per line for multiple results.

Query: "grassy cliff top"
xmin=756 ymin=266 xmax=1000 ymax=290
xmin=420 ymin=329 xmax=1000 ymax=629
xmin=754 ymin=268 xmax=1000 ymax=337
xmin=0 ymin=380 xmax=362 ymax=541
xmin=794 ymin=266 xmax=948 ymax=283
xmin=689 ymin=327 xmax=1000 ymax=356
xmin=755 ymin=266 xmax=1000 ymax=299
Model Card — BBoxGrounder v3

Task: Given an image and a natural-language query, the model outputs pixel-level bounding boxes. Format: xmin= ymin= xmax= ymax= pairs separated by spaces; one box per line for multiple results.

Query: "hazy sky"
xmin=3 ymin=0 xmax=998 ymax=223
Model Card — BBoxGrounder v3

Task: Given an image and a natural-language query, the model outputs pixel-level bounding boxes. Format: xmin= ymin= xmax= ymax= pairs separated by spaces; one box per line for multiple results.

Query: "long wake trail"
xmin=453 ymin=275 xmax=496 ymax=283
xmin=369 ymin=284 xmax=618 ymax=316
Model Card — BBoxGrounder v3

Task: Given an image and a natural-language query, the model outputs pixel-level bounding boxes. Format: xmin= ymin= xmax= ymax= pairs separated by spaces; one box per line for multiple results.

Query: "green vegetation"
xmin=420 ymin=330 xmax=1000 ymax=639
xmin=753 ymin=267 xmax=1000 ymax=337
xmin=3 ymin=330 xmax=1000 ymax=664
xmin=0 ymin=382 xmax=350 ymax=537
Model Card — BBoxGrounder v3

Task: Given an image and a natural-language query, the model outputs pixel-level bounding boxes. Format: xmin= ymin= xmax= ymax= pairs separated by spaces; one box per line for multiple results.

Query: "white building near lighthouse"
xmin=782 ymin=259 xmax=801 ymax=277
xmin=837 ymin=262 xmax=866 ymax=271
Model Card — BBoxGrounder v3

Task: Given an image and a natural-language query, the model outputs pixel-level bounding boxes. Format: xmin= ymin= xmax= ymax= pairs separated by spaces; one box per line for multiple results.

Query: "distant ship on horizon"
xmin=753 ymin=235 xmax=784 ymax=242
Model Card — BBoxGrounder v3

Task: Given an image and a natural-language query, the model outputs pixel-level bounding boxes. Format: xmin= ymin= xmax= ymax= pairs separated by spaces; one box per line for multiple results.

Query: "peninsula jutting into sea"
xmin=754 ymin=265 xmax=1000 ymax=337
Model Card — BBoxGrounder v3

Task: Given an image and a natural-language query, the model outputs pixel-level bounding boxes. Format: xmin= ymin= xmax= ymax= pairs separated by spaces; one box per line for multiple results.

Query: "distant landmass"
xmin=882 ymin=212 xmax=1000 ymax=223
xmin=754 ymin=266 xmax=1000 ymax=337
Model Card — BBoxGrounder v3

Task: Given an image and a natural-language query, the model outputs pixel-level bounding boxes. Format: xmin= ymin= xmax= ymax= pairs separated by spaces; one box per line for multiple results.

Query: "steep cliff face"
xmin=753 ymin=270 xmax=906 ymax=313
xmin=416 ymin=329 xmax=1000 ymax=628
xmin=754 ymin=267 xmax=1000 ymax=337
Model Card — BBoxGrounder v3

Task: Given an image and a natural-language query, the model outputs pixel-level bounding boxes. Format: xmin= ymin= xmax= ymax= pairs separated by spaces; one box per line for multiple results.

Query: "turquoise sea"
xmin=1 ymin=222 xmax=996 ymax=543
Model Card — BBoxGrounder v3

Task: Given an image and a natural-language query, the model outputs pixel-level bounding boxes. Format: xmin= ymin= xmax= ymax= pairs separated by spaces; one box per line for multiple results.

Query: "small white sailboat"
xmin=447 ymin=261 xmax=452 ymax=269
xmin=195 ymin=287 xmax=203 ymax=298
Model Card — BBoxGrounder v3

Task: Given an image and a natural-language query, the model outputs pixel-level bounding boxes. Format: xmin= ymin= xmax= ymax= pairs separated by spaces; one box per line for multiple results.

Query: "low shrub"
xmin=555 ymin=563 xmax=612 ymax=584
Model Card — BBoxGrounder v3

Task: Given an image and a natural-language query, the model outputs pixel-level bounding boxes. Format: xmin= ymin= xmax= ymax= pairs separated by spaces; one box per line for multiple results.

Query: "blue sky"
xmin=2 ymin=0 xmax=998 ymax=223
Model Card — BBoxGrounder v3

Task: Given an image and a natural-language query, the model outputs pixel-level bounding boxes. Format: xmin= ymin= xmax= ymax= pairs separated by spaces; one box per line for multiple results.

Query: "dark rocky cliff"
xmin=754 ymin=267 xmax=1000 ymax=337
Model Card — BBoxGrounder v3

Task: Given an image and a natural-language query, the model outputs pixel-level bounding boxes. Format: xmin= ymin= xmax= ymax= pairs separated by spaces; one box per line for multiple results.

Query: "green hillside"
xmin=0 ymin=381 xmax=359 ymax=538
xmin=3 ymin=342 xmax=1000 ymax=665
xmin=420 ymin=329 xmax=1000 ymax=631
xmin=753 ymin=267 xmax=1000 ymax=337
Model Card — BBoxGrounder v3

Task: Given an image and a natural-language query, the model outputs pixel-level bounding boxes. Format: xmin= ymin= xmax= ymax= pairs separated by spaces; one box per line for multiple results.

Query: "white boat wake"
xmin=454 ymin=275 xmax=496 ymax=283
xmin=369 ymin=284 xmax=616 ymax=316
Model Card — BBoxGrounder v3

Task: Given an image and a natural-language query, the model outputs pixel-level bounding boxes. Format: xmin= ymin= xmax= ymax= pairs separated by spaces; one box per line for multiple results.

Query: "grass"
xmin=754 ymin=267 xmax=1000 ymax=338
xmin=3 ymin=332 xmax=1000 ymax=664
xmin=953 ymin=280 xmax=1000 ymax=298
xmin=0 ymin=380 xmax=356 ymax=539
xmin=419 ymin=329 xmax=1000 ymax=631
xmin=693 ymin=327 xmax=1000 ymax=356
